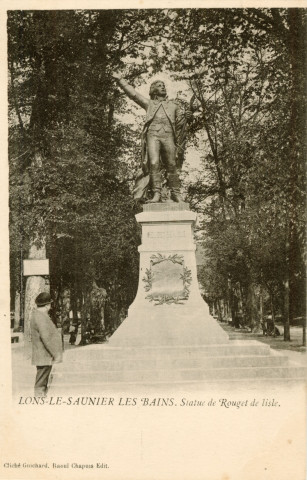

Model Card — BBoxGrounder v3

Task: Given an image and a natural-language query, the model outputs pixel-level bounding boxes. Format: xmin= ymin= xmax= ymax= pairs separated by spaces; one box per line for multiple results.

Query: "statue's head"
xmin=149 ymin=80 xmax=167 ymax=99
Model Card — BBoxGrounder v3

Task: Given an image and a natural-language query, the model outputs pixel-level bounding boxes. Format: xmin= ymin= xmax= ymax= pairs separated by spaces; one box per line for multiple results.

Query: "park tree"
xmin=8 ymin=10 xmax=149 ymax=342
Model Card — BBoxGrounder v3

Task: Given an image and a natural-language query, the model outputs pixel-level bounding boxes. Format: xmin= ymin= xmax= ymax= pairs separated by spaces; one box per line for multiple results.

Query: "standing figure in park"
xmin=113 ymin=74 xmax=193 ymax=203
xmin=31 ymin=292 xmax=63 ymax=396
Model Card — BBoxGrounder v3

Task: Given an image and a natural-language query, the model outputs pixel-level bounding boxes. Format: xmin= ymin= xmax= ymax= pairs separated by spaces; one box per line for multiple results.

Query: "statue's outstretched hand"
xmin=112 ymin=72 xmax=122 ymax=81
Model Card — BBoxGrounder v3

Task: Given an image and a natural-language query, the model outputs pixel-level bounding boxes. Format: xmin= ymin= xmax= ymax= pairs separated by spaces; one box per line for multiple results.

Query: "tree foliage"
xmin=8 ymin=10 xmax=146 ymax=338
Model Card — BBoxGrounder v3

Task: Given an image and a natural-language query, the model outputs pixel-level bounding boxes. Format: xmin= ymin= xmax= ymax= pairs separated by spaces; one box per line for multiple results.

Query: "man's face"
xmin=154 ymin=81 xmax=167 ymax=97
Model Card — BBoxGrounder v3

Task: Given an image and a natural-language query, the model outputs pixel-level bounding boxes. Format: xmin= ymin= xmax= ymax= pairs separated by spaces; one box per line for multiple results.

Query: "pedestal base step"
xmin=57 ymin=354 xmax=289 ymax=372
xmin=53 ymin=365 xmax=306 ymax=384
xmin=50 ymin=341 xmax=306 ymax=394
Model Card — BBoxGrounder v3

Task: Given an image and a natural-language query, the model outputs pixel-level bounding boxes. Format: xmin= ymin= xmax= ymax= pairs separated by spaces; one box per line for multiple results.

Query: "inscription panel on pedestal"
xmin=147 ymin=230 xmax=186 ymax=239
xmin=142 ymin=253 xmax=192 ymax=305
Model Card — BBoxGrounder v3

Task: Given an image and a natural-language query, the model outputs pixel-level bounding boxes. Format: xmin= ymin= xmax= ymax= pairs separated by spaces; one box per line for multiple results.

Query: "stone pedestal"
xmin=109 ymin=203 xmax=228 ymax=346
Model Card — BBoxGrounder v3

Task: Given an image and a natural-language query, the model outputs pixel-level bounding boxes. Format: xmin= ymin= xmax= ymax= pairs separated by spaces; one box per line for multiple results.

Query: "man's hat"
xmin=35 ymin=292 xmax=51 ymax=307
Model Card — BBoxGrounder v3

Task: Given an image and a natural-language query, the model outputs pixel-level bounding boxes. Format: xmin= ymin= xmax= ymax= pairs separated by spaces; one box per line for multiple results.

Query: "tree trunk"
xmin=71 ymin=286 xmax=78 ymax=321
xmin=239 ymin=283 xmax=247 ymax=327
xmin=212 ymin=301 xmax=217 ymax=317
xmin=246 ymin=281 xmax=260 ymax=332
xmin=13 ymin=291 xmax=21 ymax=332
xmin=270 ymin=294 xmax=276 ymax=337
xmin=283 ymin=278 xmax=291 ymax=341
xmin=24 ymin=243 xmax=48 ymax=356
xmin=223 ymin=298 xmax=228 ymax=320
xmin=228 ymin=279 xmax=236 ymax=326
xmin=61 ymin=287 xmax=70 ymax=333
xmin=80 ymin=291 xmax=90 ymax=345
xmin=259 ymin=284 xmax=264 ymax=332
xmin=229 ymin=280 xmax=239 ymax=328
xmin=217 ymin=299 xmax=223 ymax=322
xmin=285 ymin=10 xmax=305 ymax=341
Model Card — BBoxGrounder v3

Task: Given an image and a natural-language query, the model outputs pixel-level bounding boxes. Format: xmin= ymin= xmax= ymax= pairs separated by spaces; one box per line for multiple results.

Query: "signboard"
xmin=23 ymin=259 xmax=49 ymax=276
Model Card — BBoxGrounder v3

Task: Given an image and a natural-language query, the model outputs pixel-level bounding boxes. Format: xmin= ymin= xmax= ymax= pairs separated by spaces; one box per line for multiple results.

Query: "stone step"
xmin=49 ymin=377 xmax=306 ymax=395
xmin=12 ymin=340 xmax=306 ymax=397
xmin=52 ymin=365 xmax=307 ymax=385
xmin=61 ymin=341 xmax=272 ymax=361
xmin=56 ymin=354 xmax=289 ymax=372
xmin=48 ymin=339 xmax=306 ymax=393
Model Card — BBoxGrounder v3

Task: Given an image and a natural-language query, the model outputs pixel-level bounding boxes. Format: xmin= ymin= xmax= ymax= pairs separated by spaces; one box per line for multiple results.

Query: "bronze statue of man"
xmin=113 ymin=74 xmax=192 ymax=203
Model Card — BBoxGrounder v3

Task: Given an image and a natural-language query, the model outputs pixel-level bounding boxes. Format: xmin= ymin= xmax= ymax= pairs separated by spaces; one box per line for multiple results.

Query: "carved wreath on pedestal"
xmin=142 ymin=253 xmax=192 ymax=305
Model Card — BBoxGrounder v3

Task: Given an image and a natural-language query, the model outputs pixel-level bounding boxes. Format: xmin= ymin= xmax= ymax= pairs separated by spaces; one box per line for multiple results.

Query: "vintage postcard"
xmin=1 ymin=1 xmax=306 ymax=479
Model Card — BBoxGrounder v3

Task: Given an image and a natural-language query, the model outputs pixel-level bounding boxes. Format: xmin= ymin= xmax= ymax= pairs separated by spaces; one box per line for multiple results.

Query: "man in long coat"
xmin=31 ymin=292 xmax=63 ymax=396
xmin=113 ymin=74 xmax=191 ymax=203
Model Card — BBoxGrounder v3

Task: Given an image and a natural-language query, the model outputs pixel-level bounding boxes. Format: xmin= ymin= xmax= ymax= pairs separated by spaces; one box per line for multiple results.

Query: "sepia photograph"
xmin=1 ymin=3 xmax=306 ymax=480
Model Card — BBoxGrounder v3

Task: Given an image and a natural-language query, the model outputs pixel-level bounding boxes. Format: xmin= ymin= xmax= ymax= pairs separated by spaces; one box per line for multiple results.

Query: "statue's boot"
xmin=147 ymin=172 xmax=162 ymax=203
xmin=168 ymin=173 xmax=183 ymax=202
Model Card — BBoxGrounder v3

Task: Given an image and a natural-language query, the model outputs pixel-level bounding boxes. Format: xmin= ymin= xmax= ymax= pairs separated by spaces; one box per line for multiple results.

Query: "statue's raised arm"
xmin=112 ymin=73 xmax=149 ymax=110
xmin=113 ymin=74 xmax=194 ymax=204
